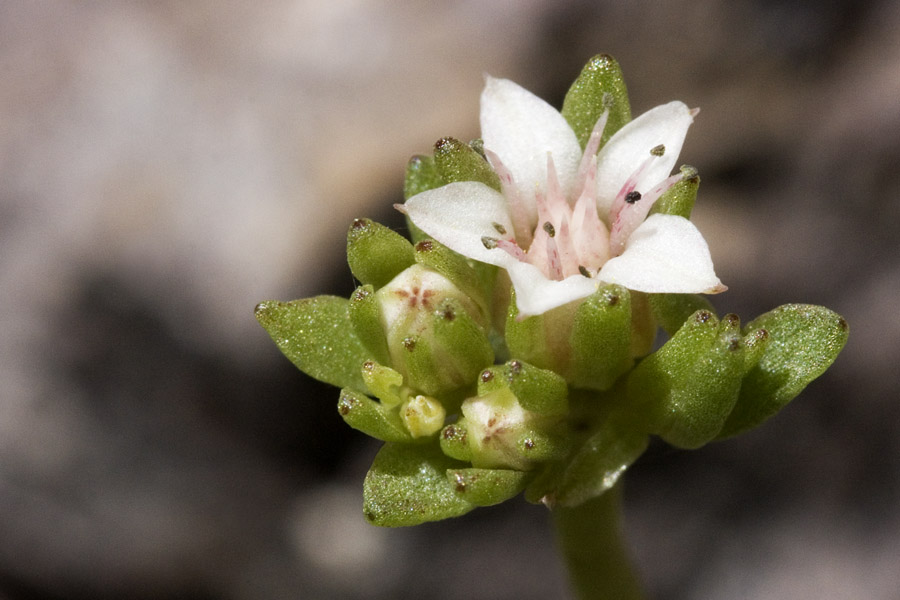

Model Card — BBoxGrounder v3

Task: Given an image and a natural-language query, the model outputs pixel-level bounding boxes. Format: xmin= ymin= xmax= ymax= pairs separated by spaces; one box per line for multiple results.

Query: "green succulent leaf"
xmin=255 ymin=296 xmax=368 ymax=390
xmin=503 ymin=360 xmax=569 ymax=416
xmin=433 ymin=136 xmax=501 ymax=191
xmin=718 ymin=304 xmax=849 ymax=438
xmin=346 ymin=219 xmax=416 ymax=289
xmin=446 ymin=468 xmax=529 ymax=507
xmin=541 ymin=418 xmax=649 ymax=508
xmin=649 ymin=292 xmax=716 ymax=336
xmin=561 ymin=54 xmax=632 ymax=150
xmin=627 ymin=311 xmax=745 ymax=448
xmin=363 ymin=442 xmax=475 ymax=527
xmin=650 ymin=165 xmax=700 ymax=219
xmin=338 ymin=388 xmax=412 ymax=442
xmin=569 ymin=284 xmax=634 ymax=391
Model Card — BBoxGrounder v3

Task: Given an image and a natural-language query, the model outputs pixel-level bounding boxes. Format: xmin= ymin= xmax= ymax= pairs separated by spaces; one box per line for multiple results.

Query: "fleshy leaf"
xmin=338 ymin=388 xmax=412 ymax=443
xmin=440 ymin=421 xmax=473 ymax=462
xmin=403 ymin=154 xmax=444 ymax=200
xmin=446 ymin=468 xmax=529 ymax=506
xmin=255 ymin=297 xmax=368 ymax=390
xmin=346 ymin=219 xmax=416 ymax=289
xmin=363 ymin=442 xmax=475 ymax=527
xmin=569 ymin=284 xmax=634 ymax=390
xmin=549 ymin=418 xmax=649 ymax=508
xmin=503 ymin=360 xmax=569 ymax=415
xmin=433 ymin=136 xmax=501 ymax=190
xmin=627 ymin=311 xmax=745 ymax=448
xmin=718 ymin=304 xmax=849 ymax=438
xmin=561 ymin=54 xmax=632 ymax=150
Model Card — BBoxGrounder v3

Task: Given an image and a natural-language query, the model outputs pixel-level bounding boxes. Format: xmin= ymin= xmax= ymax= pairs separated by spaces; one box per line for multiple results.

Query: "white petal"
xmin=403 ymin=181 xmax=516 ymax=265
xmin=505 ymin=260 xmax=598 ymax=318
xmin=480 ymin=77 xmax=582 ymax=220
xmin=597 ymin=214 xmax=726 ymax=294
xmin=595 ymin=101 xmax=694 ymax=218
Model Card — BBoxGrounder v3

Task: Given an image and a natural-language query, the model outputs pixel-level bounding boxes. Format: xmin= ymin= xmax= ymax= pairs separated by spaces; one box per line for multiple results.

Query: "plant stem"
xmin=552 ymin=483 xmax=644 ymax=600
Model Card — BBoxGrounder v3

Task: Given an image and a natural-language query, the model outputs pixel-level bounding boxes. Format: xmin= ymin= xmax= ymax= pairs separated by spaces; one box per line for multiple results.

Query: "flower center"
xmin=485 ymin=113 xmax=683 ymax=282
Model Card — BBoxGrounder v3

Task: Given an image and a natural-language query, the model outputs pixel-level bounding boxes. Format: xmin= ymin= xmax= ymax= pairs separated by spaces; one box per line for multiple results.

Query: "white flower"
xmin=401 ymin=76 xmax=725 ymax=318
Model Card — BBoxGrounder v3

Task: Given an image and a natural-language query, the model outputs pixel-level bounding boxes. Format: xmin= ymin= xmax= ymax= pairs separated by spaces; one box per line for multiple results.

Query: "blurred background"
xmin=2 ymin=1 xmax=898 ymax=598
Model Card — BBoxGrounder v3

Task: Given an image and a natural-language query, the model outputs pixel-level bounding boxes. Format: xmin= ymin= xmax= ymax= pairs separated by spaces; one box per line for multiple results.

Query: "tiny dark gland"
xmin=696 ymin=310 xmax=712 ymax=323
xmin=338 ymin=403 xmax=351 ymax=415
xmin=434 ymin=136 xmax=455 ymax=150
xmin=625 ymin=191 xmax=642 ymax=203
xmin=354 ymin=288 xmax=370 ymax=300
xmin=363 ymin=360 xmax=375 ymax=371
xmin=728 ymin=337 xmax=742 ymax=351
xmin=524 ymin=439 xmax=535 ymax=450
xmin=403 ymin=337 xmax=416 ymax=351
xmin=455 ymin=480 xmax=467 ymax=493
xmin=608 ymin=294 xmax=619 ymax=306
xmin=443 ymin=425 xmax=457 ymax=439
xmin=351 ymin=218 xmax=368 ymax=230
xmin=416 ymin=239 xmax=434 ymax=252
xmin=442 ymin=308 xmax=456 ymax=321
xmin=755 ymin=328 xmax=770 ymax=341
xmin=481 ymin=370 xmax=494 ymax=382
xmin=724 ymin=313 xmax=740 ymax=327
xmin=509 ymin=360 xmax=523 ymax=374
xmin=839 ymin=318 xmax=849 ymax=331
xmin=365 ymin=512 xmax=376 ymax=522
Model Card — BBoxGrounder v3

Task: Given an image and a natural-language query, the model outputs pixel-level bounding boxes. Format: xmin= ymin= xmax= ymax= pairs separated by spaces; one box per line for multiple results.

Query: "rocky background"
xmin=2 ymin=1 xmax=898 ymax=598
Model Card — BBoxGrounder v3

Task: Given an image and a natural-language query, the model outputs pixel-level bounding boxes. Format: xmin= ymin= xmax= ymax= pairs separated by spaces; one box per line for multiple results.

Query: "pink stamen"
xmin=575 ymin=111 xmax=609 ymax=191
xmin=485 ymin=148 xmax=533 ymax=248
xmin=609 ymin=170 xmax=684 ymax=256
xmin=496 ymin=238 xmax=527 ymax=262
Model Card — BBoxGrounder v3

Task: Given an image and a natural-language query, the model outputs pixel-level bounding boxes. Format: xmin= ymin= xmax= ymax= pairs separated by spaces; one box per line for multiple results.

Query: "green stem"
xmin=553 ymin=483 xmax=644 ymax=600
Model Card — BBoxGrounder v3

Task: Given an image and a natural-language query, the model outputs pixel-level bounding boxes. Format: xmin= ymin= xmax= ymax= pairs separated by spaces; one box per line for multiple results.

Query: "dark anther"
xmin=481 ymin=236 xmax=498 ymax=249
xmin=492 ymin=222 xmax=507 ymax=235
xmin=578 ymin=265 xmax=591 ymax=278
xmin=625 ymin=191 xmax=642 ymax=203
xmin=651 ymin=144 xmax=666 ymax=156
xmin=543 ymin=221 xmax=556 ymax=237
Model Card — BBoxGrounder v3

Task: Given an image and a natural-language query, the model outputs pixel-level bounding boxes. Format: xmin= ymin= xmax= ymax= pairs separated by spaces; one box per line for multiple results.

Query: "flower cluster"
xmin=256 ymin=55 xmax=847 ymax=527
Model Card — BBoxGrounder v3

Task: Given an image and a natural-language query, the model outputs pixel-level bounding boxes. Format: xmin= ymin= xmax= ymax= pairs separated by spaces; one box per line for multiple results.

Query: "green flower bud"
xmin=400 ymin=394 xmax=447 ymax=438
xmin=461 ymin=379 xmax=568 ymax=471
xmin=433 ymin=136 xmax=501 ymax=190
xmin=375 ymin=264 xmax=492 ymax=396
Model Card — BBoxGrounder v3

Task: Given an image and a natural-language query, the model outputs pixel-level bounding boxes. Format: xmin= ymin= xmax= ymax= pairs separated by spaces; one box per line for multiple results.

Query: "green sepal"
xmin=718 ymin=304 xmax=849 ymax=438
xmin=403 ymin=155 xmax=444 ymax=242
xmin=505 ymin=360 xmax=569 ymax=415
xmin=255 ymin=297 xmax=368 ymax=390
xmin=413 ymin=239 xmax=491 ymax=317
xmin=569 ymin=284 xmax=634 ymax=391
xmin=548 ymin=419 xmax=649 ymax=508
xmin=439 ymin=421 xmax=473 ymax=462
xmin=363 ymin=442 xmax=475 ymax=527
xmin=431 ymin=298 xmax=494 ymax=384
xmin=433 ymin=137 xmax=501 ymax=191
xmin=561 ymin=54 xmax=632 ymax=150
xmin=649 ymin=292 xmax=716 ymax=336
xmin=446 ymin=468 xmax=529 ymax=507
xmin=627 ymin=311 xmax=745 ymax=448
xmin=505 ymin=291 xmax=573 ymax=374
xmin=348 ymin=285 xmax=391 ymax=365
xmin=629 ymin=291 xmax=656 ymax=358
xmin=515 ymin=429 xmax=570 ymax=463
xmin=650 ymin=165 xmax=700 ymax=219
xmin=361 ymin=360 xmax=404 ymax=407
xmin=337 ymin=388 xmax=412 ymax=443
xmin=346 ymin=219 xmax=415 ymax=289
